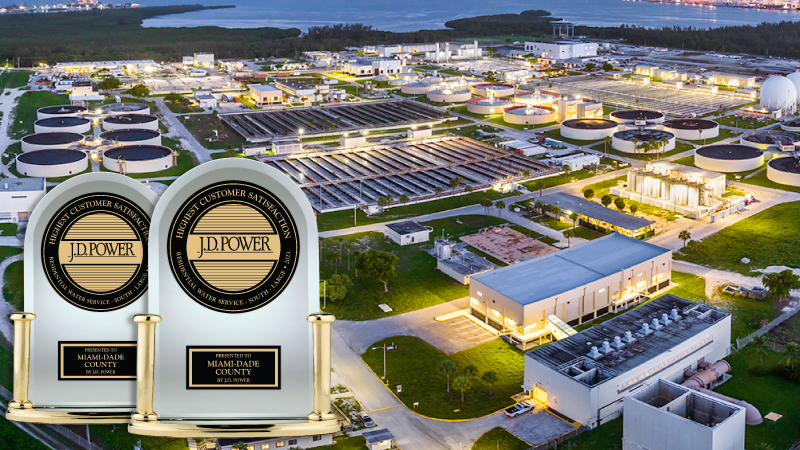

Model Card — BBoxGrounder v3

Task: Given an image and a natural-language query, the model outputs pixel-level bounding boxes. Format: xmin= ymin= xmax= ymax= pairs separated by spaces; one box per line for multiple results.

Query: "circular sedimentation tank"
xmin=560 ymin=118 xmax=618 ymax=141
xmin=471 ymin=83 xmax=515 ymax=97
xmin=515 ymin=91 xmax=559 ymax=105
xmin=695 ymin=144 xmax=764 ymax=172
xmin=767 ymin=156 xmax=800 ymax=186
xmin=741 ymin=130 xmax=800 ymax=150
xmin=37 ymin=105 xmax=87 ymax=120
xmin=102 ymin=114 xmax=159 ymax=131
xmin=34 ymin=117 xmax=91 ymax=134
xmin=99 ymin=129 xmax=161 ymax=147
xmin=610 ymin=109 xmax=665 ymax=124
xmin=503 ymin=105 xmax=556 ymax=125
xmin=466 ymin=97 xmax=514 ymax=115
xmin=611 ymin=129 xmax=675 ymax=154
xmin=16 ymin=149 xmax=88 ymax=177
xmin=100 ymin=102 xmax=150 ymax=116
xmin=21 ymin=132 xmax=84 ymax=152
xmin=661 ymin=118 xmax=720 ymax=140
xmin=781 ymin=118 xmax=800 ymax=132
xmin=102 ymin=145 xmax=174 ymax=174
xmin=427 ymin=87 xmax=472 ymax=103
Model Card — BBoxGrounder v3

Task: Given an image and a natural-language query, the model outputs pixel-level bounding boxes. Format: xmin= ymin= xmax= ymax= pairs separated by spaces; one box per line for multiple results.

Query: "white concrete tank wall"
xmin=471 ymin=84 xmax=516 ymax=97
xmin=612 ymin=133 xmax=676 ymax=154
xmin=467 ymin=99 xmax=513 ymax=115
xmin=101 ymin=103 xmax=151 ymax=116
xmin=16 ymin=150 xmax=88 ymax=178
xmin=695 ymin=150 xmax=763 ymax=173
xmin=560 ymin=119 xmax=618 ymax=141
xmin=102 ymin=146 xmax=174 ymax=174
xmin=21 ymin=133 xmax=84 ymax=152
xmin=400 ymin=83 xmax=432 ymax=95
xmin=503 ymin=106 xmax=556 ymax=125
xmin=36 ymin=105 xmax=87 ymax=120
xmin=662 ymin=121 xmax=720 ymax=141
xmin=100 ymin=130 xmax=162 ymax=147
xmin=102 ymin=114 xmax=159 ymax=131
xmin=427 ymin=89 xmax=472 ymax=103
xmin=34 ymin=118 xmax=92 ymax=134
xmin=767 ymin=157 xmax=800 ymax=187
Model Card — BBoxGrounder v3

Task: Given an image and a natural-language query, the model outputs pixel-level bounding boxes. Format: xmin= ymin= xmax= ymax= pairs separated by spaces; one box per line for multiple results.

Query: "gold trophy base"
xmin=6 ymin=404 xmax=134 ymax=424
xmin=128 ymin=414 xmax=340 ymax=438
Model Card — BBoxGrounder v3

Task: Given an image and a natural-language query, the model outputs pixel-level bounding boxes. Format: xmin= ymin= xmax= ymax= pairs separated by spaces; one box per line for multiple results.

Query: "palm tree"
xmin=232 ymin=443 xmax=249 ymax=450
xmin=783 ymin=342 xmax=799 ymax=371
xmin=439 ymin=360 xmax=457 ymax=393
xmin=603 ymin=135 xmax=612 ymax=155
xmin=679 ymin=230 xmax=691 ymax=248
xmin=464 ymin=364 xmax=478 ymax=380
xmin=434 ymin=186 xmax=444 ymax=198
xmin=399 ymin=193 xmax=410 ymax=208
xmin=522 ymin=170 xmax=530 ymax=178
xmin=753 ymin=335 xmax=770 ymax=365
xmin=480 ymin=198 xmax=492 ymax=215
xmin=535 ymin=181 xmax=545 ymax=197
xmin=452 ymin=375 xmax=472 ymax=402
xmin=631 ymin=138 xmax=639 ymax=154
xmin=563 ymin=228 xmax=575 ymax=247
xmin=377 ymin=196 xmax=390 ymax=209
xmin=534 ymin=201 xmax=544 ymax=215
xmin=698 ymin=127 xmax=705 ymax=145
xmin=338 ymin=237 xmax=344 ymax=264
xmin=449 ymin=176 xmax=463 ymax=195
xmin=569 ymin=212 xmax=579 ymax=229
xmin=465 ymin=185 xmax=474 ymax=196
xmin=495 ymin=200 xmax=506 ymax=218
xmin=482 ymin=371 xmax=498 ymax=396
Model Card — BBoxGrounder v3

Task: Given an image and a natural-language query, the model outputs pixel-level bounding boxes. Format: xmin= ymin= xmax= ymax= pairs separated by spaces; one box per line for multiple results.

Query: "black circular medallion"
xmin=167 ymin=181 xmax=299 ymax=313
xmin=41 ymin=192 xmax=150 ymax=312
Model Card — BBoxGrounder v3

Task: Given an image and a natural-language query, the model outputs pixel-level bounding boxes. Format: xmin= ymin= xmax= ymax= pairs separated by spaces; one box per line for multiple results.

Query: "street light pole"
xmin=383 ymin=343 xmax=387 ymax=379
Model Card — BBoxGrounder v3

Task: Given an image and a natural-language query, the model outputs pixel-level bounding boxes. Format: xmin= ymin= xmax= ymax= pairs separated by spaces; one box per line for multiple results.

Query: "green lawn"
xmin=0 ymin=223 xmax=17 ymax=237
xmin=520 ymin=169 xmax=604 ymax=193
xmin=676 ymin=200 xmax=800 ymax=275
xmin=2 ymin=254 xmax=25 ymax=311
xmin=9 ymin=91 xmax=70 ymax=139
xmin=362 ymin=336 xmax=523 ymax=420
xmin=471 ymin=427 xmax=530 ymax=450
xmin=557 ymin=417 xmax=622 ymax=450
xmin=450 ymin=105 xmax=496 ymax=120
xmin=328 ymin=435 xmax=368 ymax=449
xmin=716 ymin=115 xmax=778 ymax=130
xmin=316 ymin=189 xmax=512 ymax=232
xmin=89 ymin=425 xmax=189 ymax=450
xmin=0 ymin=70 xmax=31 ymax=90
xmin=165 ymin=101 xmax=204 ymax=114
xmin=533 ymin=216 xmax=571 ymax=231
xmin=683 ymin=127 xmax=738 ymax=145
xmin=715 ymin=346 xmax=800 ymax=450
xmin=0 ymin=416 xmax=50 ymax=450
xmin=321 ymin=216 xmax=504 ymax=320
xmin=179 ymin=114 xmax=247 ymax=150
xmin=2 ymin=142 xmax=22 ymax=166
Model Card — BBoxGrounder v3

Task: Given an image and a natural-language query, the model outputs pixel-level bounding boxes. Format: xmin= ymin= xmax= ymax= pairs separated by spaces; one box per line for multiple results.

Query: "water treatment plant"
xmin=742 ymin=129 xmax=800 ymax=151
xmin=694 ymin=144 xmax=764 ymax=173
xmin=503 ymin=104 xmax=556 ymax=125
xmin=612 ymin=129 xmax=675 ymax=153
xmin=767 ymin=156 xmax=800 ymax=186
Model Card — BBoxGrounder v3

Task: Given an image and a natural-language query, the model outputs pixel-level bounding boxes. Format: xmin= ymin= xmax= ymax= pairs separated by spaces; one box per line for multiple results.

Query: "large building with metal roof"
xmin=537 ymin=192 xmax=655 ymax=239
xmin=524 ymin=295 xmax=732 ymax=429
xmin=468 ymin=233 xmax=672 ymax=348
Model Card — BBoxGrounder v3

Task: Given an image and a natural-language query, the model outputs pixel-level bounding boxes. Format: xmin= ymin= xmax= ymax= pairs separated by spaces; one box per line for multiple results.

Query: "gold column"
xmin=8 ymin=312 xmax=36 ymax=411
xmin=131 ymin=314 xmax=161 ymax=423
xmin=307 ymin=312 xmax=336 ymax=422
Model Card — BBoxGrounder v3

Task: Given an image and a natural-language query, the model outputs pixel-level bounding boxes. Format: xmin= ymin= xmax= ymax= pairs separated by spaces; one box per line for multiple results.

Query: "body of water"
xmin=132 ymin=0 xmax=800 ymax=32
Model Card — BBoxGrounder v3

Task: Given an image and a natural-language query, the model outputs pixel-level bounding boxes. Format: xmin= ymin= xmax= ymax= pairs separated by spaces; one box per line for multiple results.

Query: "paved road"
xmin=0 ymin=86 xmax=24 ymax=178
xmin=154 ymin=97 xmax=215 ymax=164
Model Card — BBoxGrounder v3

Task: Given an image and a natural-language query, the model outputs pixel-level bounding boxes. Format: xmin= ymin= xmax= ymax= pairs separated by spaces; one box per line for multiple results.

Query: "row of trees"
xmin=438 ymin=360 xmax=499 ymax=402
xmin=322 ymin=247 xmax=399 ymax=296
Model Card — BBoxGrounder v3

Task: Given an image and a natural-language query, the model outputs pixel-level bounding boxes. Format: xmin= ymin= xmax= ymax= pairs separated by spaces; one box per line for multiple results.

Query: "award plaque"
xmin=7 ymin=173 xmax=158 ymax=424
xmin=129 ymin=159 xmax=339 ymax=438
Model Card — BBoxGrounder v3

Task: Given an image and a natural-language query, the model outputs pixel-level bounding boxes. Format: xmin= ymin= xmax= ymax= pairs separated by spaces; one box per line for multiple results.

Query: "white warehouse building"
xmin=524 ymin=295 xmax=732 ymax=429
xmin=342 ymin=57 xmax=404 ymax=77
xmin=0 ymin=178 xmax=47 ymax=223
xmin=523 ymin=41 xmax=598 ymax=60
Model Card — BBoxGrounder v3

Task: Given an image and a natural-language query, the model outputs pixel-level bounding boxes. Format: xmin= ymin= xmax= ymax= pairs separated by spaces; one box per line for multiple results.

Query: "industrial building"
xmin=222 ymin=100 xmax=446 ymax=142
xmin=374 ymin=41 xmax=480 ymax=61
xmin=263 ymin=136 xmax=554 ymax=212
xmin=216 ymin=435 xmax=332 ymax=450
xmin=704 ymin=72 xmax=756 ymax=88
xmin=616 ymin=162 xmax=727 ymax=218
xmin=0 ymin=178 xmax=47 ymax=223
xmin=54 ymin=60 xmax=157 ymax=74
xmin=342 ymin=57 xmax=404 ymax=77
xmin=524 ymin=295 xmax=732 ymax=428
xmin=469 ymin=233 xmax=672 ymax=348
xmin=274 ymin=79 xmax=317 ymax=101
xmin=384 ymin=221 xmax=431 ymax=246
xmin=68 ymin=80 xmax=102 ymax=101
xmin=249 ymin=84 xmax=284 ymax=106
xmin=536 ymin=192 xmax=655 ymax=239
xmin=623 ymin=379 xmax=745 ymax=450
xmin=523 ymin=41 xmax=598 ymax=60
xmin=193 ymin=52 xmax=214 ymax=68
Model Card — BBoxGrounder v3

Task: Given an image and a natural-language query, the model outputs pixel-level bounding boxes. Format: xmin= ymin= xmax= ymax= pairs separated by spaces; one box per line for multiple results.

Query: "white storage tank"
xmin=560 ymin=118 xmax=618 ymax=141
xmin=99 ymin=129 xmax=161 ymax=147
xmin=36 ymin=105 xmax=87 ymax=120
xmin=21 ymin=132 xmax=84 ymax=152
xmin=100 ymin=102 xmax=150 ymax=116
xmin=102 ymin=114 xmax=159 ymax=131
xmin=694 ymin=144 xmax=764 ymax=173
xmin=34 ymin=117 xmax=91 ymax=134
xmin=102 ymin=145 xmax=175 ymax=174
xmin=16 ymin=149 xmax=88 ymax=178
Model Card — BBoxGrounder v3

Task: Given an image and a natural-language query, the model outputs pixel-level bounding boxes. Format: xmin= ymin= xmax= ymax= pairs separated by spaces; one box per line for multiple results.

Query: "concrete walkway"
xmin=154 ymin=97 xmax=214 ymax=164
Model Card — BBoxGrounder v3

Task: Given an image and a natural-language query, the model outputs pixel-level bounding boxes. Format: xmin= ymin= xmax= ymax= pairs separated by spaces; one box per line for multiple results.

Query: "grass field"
xmin=165 ymin=101 xmax=204 ymax=114
xmin=2 ymin=251 xmax=25 ymax=311
xmin=471 ymin=427 xmax=530 ymax=450
xmin=740 ymin=167 xmax=800 ymax=194
xmin=716 ymin=115 xmax=778 ymax=130
xmin=557 ymin=417 xmax=623 ymax=449
xmin=320 ymin=216 xmax=504 ymax=320
xmin=328 ymin=435 xmax=368 ymax=449
xmin=362 ymin=336 xmax=522 ymax=420
xmin=0 ymin=141 xmax=18 ymax=165
xmin=180 ymin=113 xmax=247 ymax=150
xmin=581 ymin=176 xmax=682 ymax=221
xmin=0 ymin=416 xmax=50 ymax=450
xmin=316 ymin=189 xmax=511 ymax=232
xmin=0 ymin=223 xmax=17 ymax=236
xmin=676 ymin=200 xmax=800 ymax=275
xmin=9 ymin=91 xmax=70 ymax=139
xmin=0 ymin=70 xmax=31 ymax=90
xmin=683 ymin=127 xmax=738 ymax=145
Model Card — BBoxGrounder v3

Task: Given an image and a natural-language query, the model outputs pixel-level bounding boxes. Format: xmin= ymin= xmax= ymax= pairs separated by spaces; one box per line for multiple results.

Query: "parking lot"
xmin=528 ymin=75 xmax=751 ymax=116
xmin=443 ymin=315 xmax=498 ymax=348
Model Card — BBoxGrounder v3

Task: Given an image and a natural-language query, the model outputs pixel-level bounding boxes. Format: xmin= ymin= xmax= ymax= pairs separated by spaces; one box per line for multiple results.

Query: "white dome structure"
xmin=787 ymin=71 xmax=800 ymax=102
xmin=760 ymin=76 xmax=797 ymax=113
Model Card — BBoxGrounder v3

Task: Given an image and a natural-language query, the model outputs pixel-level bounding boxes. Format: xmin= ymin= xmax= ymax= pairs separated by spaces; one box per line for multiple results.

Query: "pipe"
xmin=693 ymin=387 xmax=763 ymax=426
xmin=681 ymin=359 xmax=762 ymax=425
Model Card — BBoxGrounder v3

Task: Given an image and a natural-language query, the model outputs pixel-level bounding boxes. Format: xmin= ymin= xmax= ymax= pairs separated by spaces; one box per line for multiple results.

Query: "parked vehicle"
xmin=504 ymin=401 xmax=535 ymax=418
xmin=359 ymin=412 xmax=376 ymax=427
